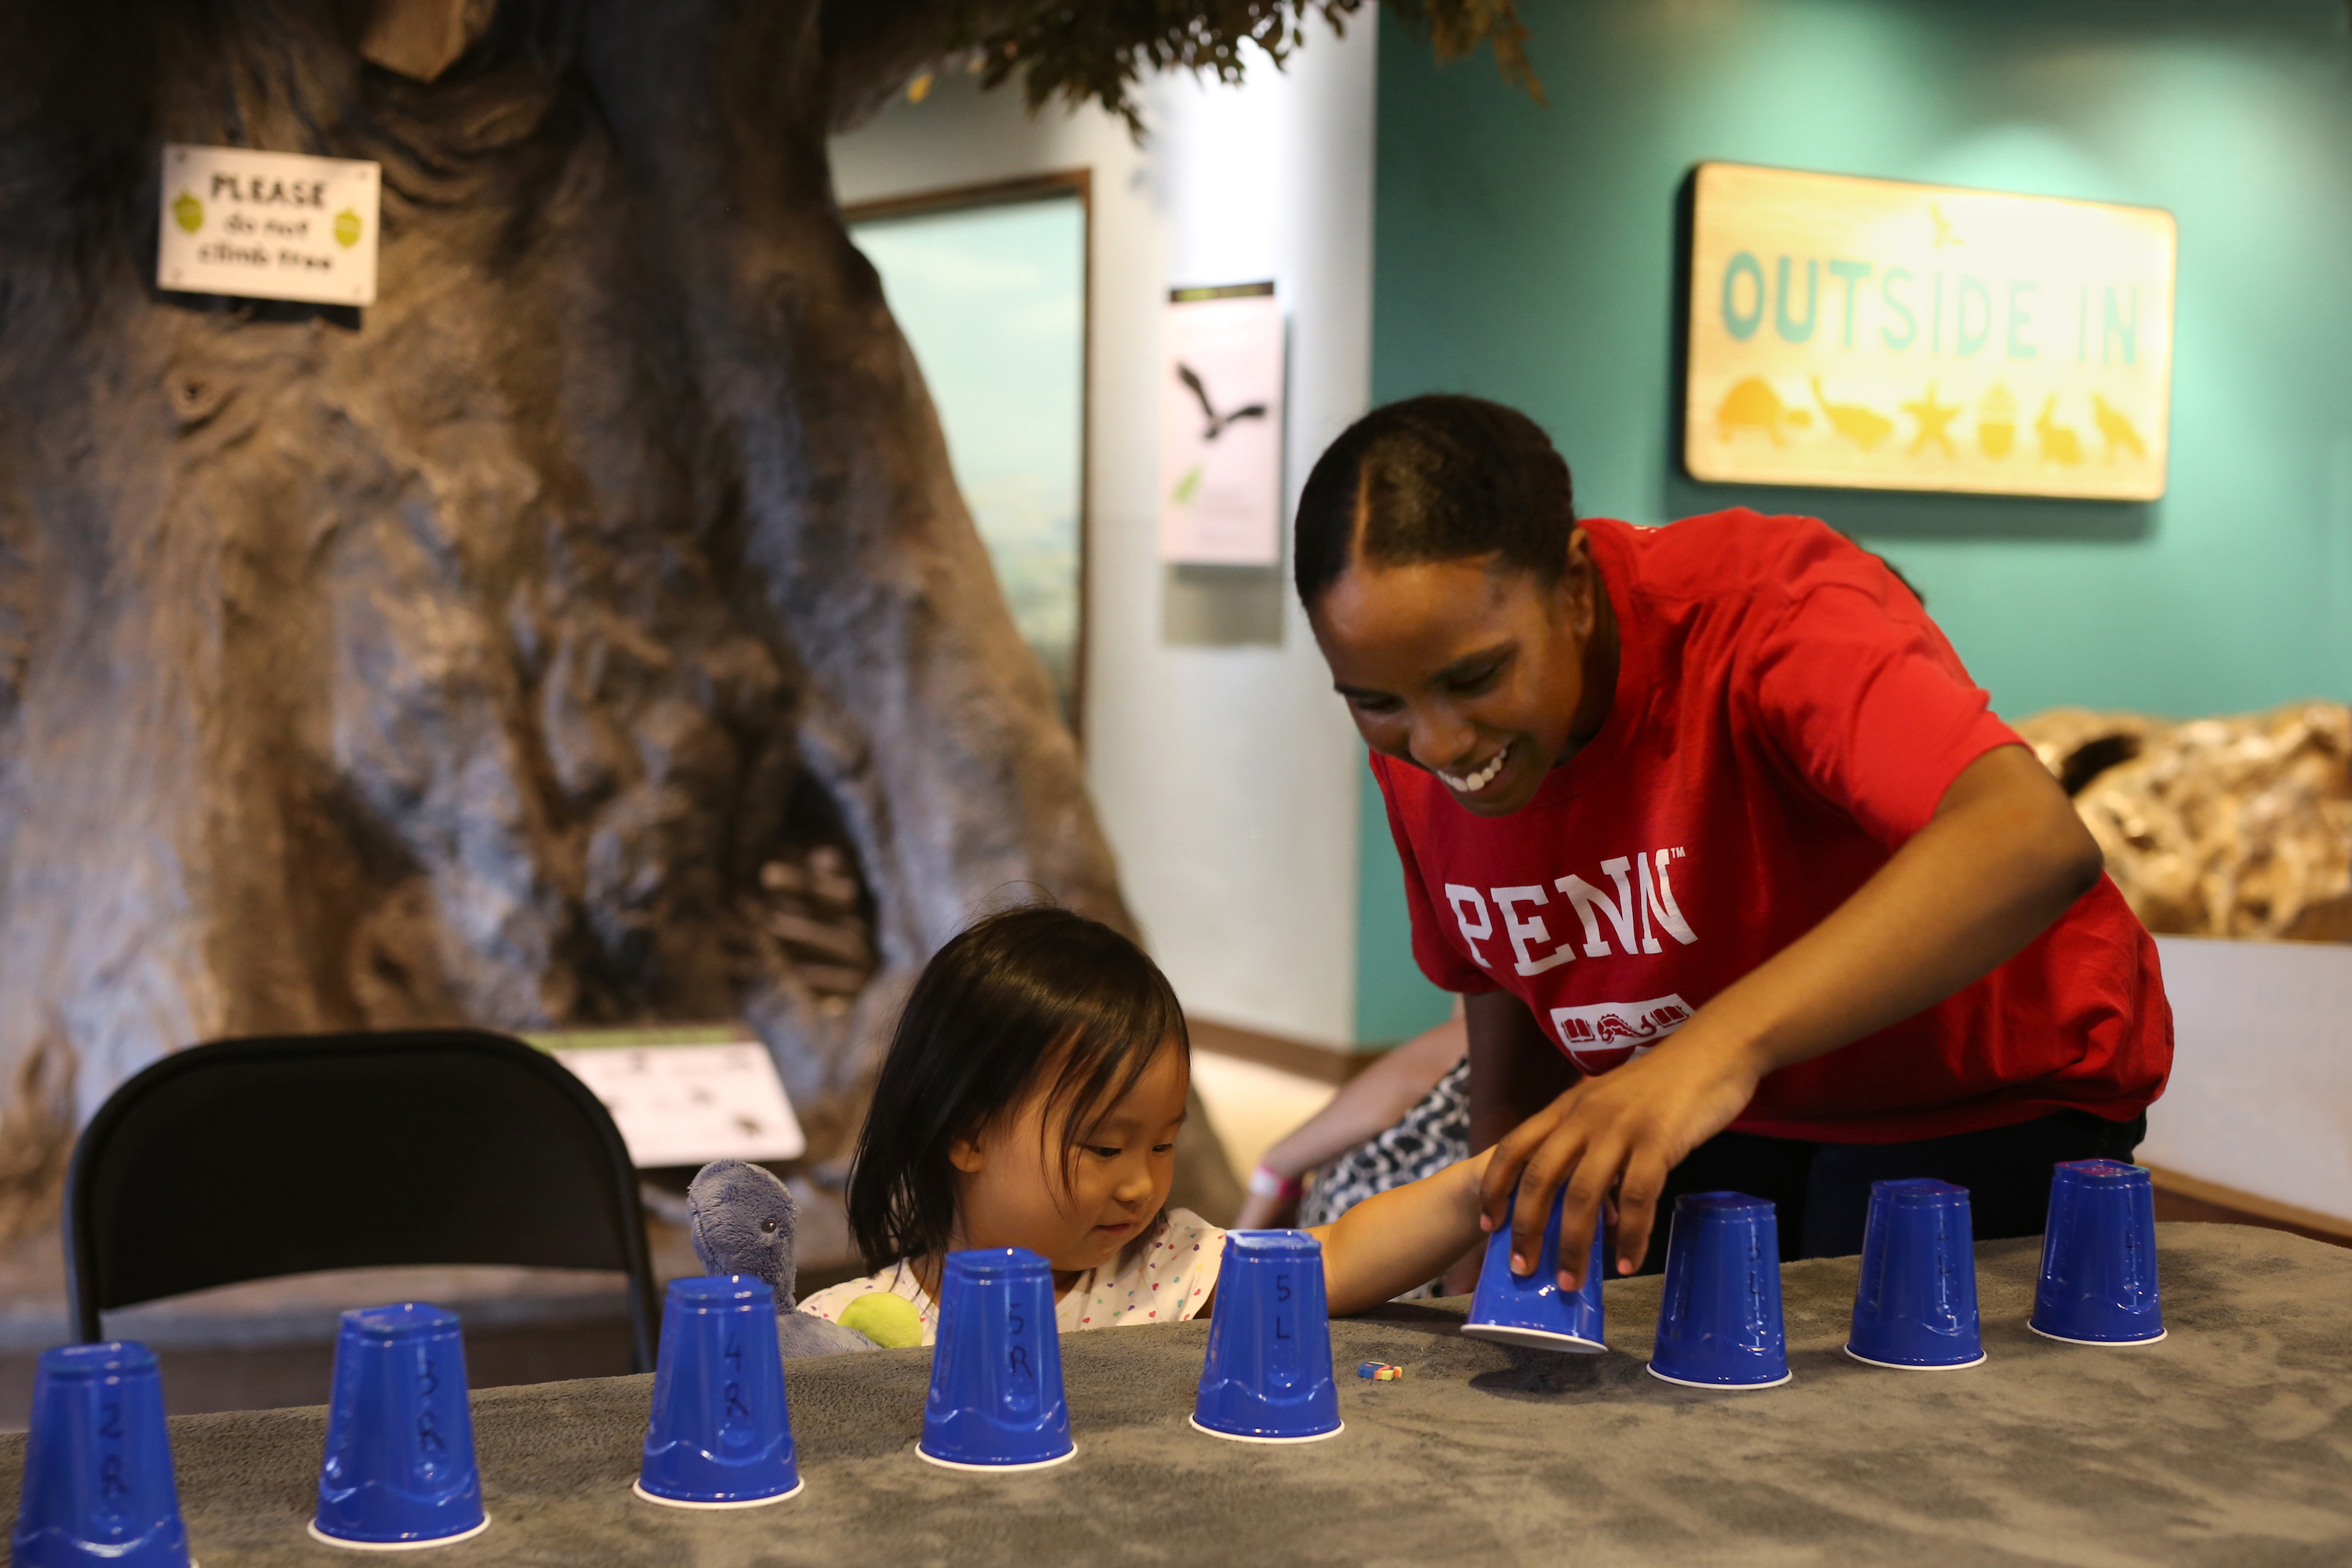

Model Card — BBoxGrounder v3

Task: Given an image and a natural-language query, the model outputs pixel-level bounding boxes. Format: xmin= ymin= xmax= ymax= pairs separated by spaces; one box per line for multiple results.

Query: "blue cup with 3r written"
xmin=2031 ymin=1160 xmax=2165 ymax=1346
xmin=1191 ymin=1230 xmax=1343 ymax=1443
xmin=1648 ymin=1192 xmax=1791 ymax=1390
xmin=636 ymin=1276 xmax=804 ymax=1508
xmin=918 ymin=1248 xmax=1075 ymax=1471
xmin=1846 ymin=1178 xmax=1986 ymax=1370
xmin=310 ymin=1303 xmax=489 ymax=1548
xmin=1462 ymin=1184 xmax=1607 ymax=1353
xmin=10 ymin=1341 xmax=191 ymax=1568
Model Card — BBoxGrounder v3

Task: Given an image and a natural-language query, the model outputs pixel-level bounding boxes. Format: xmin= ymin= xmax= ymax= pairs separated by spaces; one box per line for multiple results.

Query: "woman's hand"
xmin=1477 ymin=1027 xmax=1764 ymax=1289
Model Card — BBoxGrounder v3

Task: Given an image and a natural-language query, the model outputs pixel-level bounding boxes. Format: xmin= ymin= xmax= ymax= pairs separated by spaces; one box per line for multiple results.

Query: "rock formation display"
xmin=2016 ymin=702 xmax=2352 ymax=943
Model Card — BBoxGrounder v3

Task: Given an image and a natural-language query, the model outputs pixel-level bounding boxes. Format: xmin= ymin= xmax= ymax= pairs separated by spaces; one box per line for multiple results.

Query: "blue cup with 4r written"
xmin=1191 ymin=1230 xmax=1343 ymax=1443
xmin=1846 ymin=1178 xmax=1986 ymax=1370
xmin=918 ymin=1248 xmax=1075 ymax=1471
xmin=637 ymin=1276 xmax=804 ymax=1508
xmin=10 ymin=1341 xmax=191 ymax=1568
xmin=1649 ymin=1192 xmax=1791 ymax=1390
xmin=310 ymin=1303 xmax=488 ymax=1548
xmin=2031 ymin=1160 xmax=2165 ymax=1346
xmin=1462 ymin=1184 xmax=1607 ymax=1353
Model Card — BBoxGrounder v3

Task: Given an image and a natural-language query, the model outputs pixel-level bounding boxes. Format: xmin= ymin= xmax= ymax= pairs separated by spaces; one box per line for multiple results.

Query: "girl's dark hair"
xmin=845 ymin=904 xmax=1189 ymax=1270
xmin=1293 ymin=394 xmax=1577 ymax=607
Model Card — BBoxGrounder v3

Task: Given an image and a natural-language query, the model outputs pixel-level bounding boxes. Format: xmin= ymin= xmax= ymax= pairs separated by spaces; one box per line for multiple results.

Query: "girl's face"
xmin=1307 ymin=531 xmax=1615 ymax=818
xmin=948 ymin=1037 xmax=1189 ymax=1279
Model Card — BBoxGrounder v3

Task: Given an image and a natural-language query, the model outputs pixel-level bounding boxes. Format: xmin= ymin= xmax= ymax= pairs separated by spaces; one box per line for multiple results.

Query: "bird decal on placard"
xmin=1176 ymin=362 xmax=1269 ymax=442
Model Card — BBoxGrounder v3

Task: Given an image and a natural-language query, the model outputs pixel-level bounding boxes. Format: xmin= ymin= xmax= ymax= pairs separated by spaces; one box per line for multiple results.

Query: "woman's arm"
xmin=1232 ymin=1018 xmax=1468 ymax=1229
xmin=1479 ymin=744 xmax=2105 ymax=1289
xmin=1310 ymin=1147 xmax=1494 ymax=1315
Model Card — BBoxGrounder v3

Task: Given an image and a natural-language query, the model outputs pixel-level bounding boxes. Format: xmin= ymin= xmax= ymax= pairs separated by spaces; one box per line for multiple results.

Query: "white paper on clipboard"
xmin=549 ymin=1040 xmax=806 ymax=1170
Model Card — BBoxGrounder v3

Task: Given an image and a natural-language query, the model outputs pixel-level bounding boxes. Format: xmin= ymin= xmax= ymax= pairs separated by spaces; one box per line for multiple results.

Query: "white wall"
xmin=829 ymin=31 xmax=1377 ymax=1048
xmin=2140 ymin=936 xmax=2352 ymax=1228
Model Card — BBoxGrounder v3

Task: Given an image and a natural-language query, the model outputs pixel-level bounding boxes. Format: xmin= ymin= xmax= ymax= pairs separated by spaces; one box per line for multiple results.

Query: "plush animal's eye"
xmin=760 ymin=1218 xmax=779 ymax=1234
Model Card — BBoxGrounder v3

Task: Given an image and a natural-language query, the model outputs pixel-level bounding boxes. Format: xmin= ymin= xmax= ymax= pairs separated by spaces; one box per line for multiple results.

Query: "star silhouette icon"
xmin=1904 ymin=383 xmax=1961 ymax=459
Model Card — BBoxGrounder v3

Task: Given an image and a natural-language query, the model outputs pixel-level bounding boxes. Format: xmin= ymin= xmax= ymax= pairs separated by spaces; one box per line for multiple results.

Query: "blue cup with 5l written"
xmin=1191 ymin=1230 xmax=1343 ymax=1443
xmin=10 ymin=1341 xmax=192 ymax=1568
xmin=1462 ymin=1184 xmax=1608 ymax=1353
xmin=918 ymin=1248 xmax=1076 ymax=1471
xmin=2031 ymin=1160 xmax=2166 ymax=1346
xmin=310 ymin=1303 xmax=489 ymax=1548
xmin=636 ymin=1276 xmax=804 ymax=1508
xmin=1649 ymin=1192 xmax=1791 ymax=1390
xmin=1846 ymin=1178 xmax=1987 ymax=1370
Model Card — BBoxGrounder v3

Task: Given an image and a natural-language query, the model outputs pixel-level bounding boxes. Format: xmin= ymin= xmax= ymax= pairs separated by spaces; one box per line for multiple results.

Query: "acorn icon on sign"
xmin=332 ymin=208 xmax=363 ymax=248
xmin=172 ymin=191 xmax=204 ymax=234
xmin=1977 ymin=383 xmax=2016 ymax=461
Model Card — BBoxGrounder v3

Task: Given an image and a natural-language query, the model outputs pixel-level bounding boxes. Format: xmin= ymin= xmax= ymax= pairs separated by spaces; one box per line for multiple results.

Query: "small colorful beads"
xmin=1356 ymin=1361 xmax=1403 ymax=1381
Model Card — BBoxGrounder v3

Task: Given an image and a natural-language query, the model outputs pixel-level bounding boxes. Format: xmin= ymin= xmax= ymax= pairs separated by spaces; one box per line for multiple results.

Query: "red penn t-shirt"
xmin=1374 ymin=510 xmax=2171 ymax=1144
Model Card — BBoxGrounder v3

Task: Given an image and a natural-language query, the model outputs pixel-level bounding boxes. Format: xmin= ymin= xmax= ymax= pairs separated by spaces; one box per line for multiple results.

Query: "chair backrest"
xmin=66 ymin=1028 xmax=658 ymax=1372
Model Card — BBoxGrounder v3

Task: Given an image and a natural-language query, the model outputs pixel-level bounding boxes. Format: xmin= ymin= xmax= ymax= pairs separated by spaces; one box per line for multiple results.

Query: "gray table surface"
xmin=5 ymin=1223 xmax=2348 ymax=1566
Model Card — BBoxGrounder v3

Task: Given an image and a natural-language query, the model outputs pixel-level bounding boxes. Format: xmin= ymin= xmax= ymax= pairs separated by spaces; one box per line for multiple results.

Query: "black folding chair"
xmin=65 ymin=1028 xmax=658 ymax=1372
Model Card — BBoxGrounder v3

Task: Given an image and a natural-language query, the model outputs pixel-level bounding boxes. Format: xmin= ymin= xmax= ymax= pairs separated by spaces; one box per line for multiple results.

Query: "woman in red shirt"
xmin=1297 ymin=395 xmax=2170 ymax=1290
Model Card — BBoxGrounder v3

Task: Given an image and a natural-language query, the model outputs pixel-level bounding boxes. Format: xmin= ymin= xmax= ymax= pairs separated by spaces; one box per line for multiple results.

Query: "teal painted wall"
xmin=1355 ymin=0 xmax=2352 ymax=1041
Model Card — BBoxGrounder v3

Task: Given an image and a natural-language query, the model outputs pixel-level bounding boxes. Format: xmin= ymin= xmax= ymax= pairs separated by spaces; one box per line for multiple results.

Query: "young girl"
xmin=798 ymin=905 xmax=1491 ymax=1342
xmin=1293 ymin=394 xmax=2171 ymax=1293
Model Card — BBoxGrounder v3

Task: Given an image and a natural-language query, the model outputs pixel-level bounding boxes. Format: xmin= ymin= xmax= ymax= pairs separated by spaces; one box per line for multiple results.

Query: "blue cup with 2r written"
xmin=637 ymin=1276 xmax=804 ymax=1508
xmin=1648 ymin=1192 xmax=1791 ymax=1390
xmin=1462 ymin=1184 xmax=1607 ymax=1353
xmin=918 ymin=1248 xmax=1076 ymax=1471
xmin=310 ymin=1303 xmax=489 ymax=1548
xmin=1191 ymin=1230 xmax=1343 ymax=1443
xmin=10 ymin=1341 xmax=192 ymax=1568
xmin=2031 ymin=1160 xmax=2165 ymax=1346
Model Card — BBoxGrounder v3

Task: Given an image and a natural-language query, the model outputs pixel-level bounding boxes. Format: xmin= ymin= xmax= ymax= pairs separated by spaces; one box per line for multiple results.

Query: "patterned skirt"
xmin=1299 ymin=1058 xmax=1472 ymax=1230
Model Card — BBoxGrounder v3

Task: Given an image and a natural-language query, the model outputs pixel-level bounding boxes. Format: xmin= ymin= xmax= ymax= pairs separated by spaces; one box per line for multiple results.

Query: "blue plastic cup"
xmin=1461 ymin=1185 xmax=1606 ymax=1353
xmin=1846 ymin=1178 xmax=1986 ymax=1370
xmin=2031 ymin=1159 xmax=2166 ymax=1346
xmin=9 ymin=1341 xmax=191 ymax=1568
xmin=635 ymin=1276 xmax=804 ymax=1508
xmin=918 ymin=1249 xmax=1076 ymax=1472
xmin=1648 ymin=1192 xmax=1791 ymax=1390
xmin=310 ymin=1303 xmax=489 ymax=1549
xmin=1191 ymin=1230 xmax=1343 ymax=1443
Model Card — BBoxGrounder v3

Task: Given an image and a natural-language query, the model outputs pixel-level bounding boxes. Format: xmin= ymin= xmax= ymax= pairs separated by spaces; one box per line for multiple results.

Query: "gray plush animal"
xmin=687 ymin=1160 xmax=880 ymax=1359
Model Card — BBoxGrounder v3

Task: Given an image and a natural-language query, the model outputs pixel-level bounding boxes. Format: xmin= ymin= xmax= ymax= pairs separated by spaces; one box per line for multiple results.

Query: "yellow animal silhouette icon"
xmin=2091 ymin=394 xmax=2147 ymax=461
xmin=2034 ymin=396 xmax=2082 ymax=466
xmin=1811 ymin=376 xmax=1893 ymax=452
xmin=1716 ymin=377 xmax=1810 ymax=445
xmin=1978 ymin=383 xmax=2016 ymax=460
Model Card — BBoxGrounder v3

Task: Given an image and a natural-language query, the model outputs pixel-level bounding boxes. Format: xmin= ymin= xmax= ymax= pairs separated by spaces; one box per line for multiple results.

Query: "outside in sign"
xmin=1682 ymin=162 xmax=2175 ymax=501
xmin=158 ymin=143 xmax=380 ymax=307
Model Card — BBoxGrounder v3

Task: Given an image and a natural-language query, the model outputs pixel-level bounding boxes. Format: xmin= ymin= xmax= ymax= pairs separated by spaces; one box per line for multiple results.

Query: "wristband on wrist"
xmin=1247 ymin=1163 xmax=1304 ymax=1202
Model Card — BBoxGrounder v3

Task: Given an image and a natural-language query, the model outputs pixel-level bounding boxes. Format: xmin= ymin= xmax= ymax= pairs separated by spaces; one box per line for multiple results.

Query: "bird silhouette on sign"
xmin=1177 ymin=363 xmax=1269 ymax=441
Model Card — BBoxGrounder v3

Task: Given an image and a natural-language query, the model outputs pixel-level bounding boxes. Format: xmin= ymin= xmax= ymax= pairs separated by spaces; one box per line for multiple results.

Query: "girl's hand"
xmin=1475 ymin=1028 xmax=1764 ymax=1289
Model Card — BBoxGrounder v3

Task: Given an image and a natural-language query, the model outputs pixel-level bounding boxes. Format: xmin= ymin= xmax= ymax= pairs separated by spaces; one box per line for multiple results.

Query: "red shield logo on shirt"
xmin=1548 ymin=994 xmax=1694 ymax=1069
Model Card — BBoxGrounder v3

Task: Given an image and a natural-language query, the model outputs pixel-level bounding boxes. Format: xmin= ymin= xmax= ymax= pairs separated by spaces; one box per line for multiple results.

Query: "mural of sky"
xmin=851 ymin=194 xmax=1087 ymax=726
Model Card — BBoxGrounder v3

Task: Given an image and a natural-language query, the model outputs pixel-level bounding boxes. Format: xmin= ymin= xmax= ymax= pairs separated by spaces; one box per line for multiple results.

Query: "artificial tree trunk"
xmin=0 ymin=0 xmax=1238 ymax=1221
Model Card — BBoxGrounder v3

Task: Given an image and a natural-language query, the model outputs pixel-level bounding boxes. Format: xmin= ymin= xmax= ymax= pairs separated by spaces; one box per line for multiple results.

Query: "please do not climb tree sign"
xmin=1681 ymin=162 xmax=2175 ymax=502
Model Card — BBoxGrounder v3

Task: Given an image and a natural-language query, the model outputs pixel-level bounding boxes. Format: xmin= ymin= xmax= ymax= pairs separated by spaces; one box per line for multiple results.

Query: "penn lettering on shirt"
xmin=1373 ymin=509 xmax=2171 ymax=1144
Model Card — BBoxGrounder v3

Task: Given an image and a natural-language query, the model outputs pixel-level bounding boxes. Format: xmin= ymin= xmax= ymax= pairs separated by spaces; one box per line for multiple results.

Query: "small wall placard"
xmin=1160 ymin=283 xmax=1285 ymax=565
xmin=158 ymin=143 xmax=380 ymax=307
xmin=1682 ymin=162 xmax=2175 ymax=501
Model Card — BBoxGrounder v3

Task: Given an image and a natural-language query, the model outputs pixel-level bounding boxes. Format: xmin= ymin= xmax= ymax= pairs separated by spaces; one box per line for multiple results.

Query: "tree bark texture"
xmin=0 ymin=0 xmax=1239 ymax=1218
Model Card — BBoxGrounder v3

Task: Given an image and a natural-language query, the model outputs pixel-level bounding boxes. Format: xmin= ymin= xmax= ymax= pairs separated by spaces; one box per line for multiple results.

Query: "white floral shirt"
xmin=798 ymin=1209 xmax=1225 ymax=1346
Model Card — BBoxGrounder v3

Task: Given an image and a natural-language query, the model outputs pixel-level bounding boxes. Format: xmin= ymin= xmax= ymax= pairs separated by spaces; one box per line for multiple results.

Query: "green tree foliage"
xmin=943 ymin=1 xmax=1540 ymax=132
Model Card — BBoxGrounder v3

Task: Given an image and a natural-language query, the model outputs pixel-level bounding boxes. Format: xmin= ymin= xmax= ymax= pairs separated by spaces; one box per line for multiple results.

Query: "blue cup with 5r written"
xmin=918 ymin=1248 xmax=1076 ymax=1471
xmin=310 ymin=1303 xmax=489 ymax=1548
xmin=1191 ymin=1230 xmax=1343 ymax=1443
xmin=10 ymin=1341 xmax=192 ymax=1568
xmin=637 ymin=1276 xmax=804 ymax=1508
xmin=1462 ymin=1184 xmax=1608 ymax=1353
